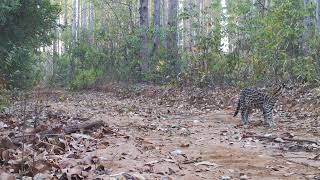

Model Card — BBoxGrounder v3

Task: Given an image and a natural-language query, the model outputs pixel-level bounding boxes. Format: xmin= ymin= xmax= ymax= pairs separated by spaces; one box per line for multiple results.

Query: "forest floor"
xmin=0 ymin=83 xmax=320 ymax=180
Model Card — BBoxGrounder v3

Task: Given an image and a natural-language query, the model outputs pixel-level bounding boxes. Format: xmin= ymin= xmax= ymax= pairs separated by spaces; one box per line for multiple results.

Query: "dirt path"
xmin=2 ymin=90 xmax=320 ymax=179
xmin=99 ymin=110 xmax=319 ymax=180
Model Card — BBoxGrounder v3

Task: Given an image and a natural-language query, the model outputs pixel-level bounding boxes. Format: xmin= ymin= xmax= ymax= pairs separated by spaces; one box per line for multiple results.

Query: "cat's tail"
xmin=233 ymin=99 xmax=240 ymax=117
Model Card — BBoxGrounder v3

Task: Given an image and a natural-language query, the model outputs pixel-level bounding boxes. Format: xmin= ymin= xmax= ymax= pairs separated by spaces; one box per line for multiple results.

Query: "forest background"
xmin=1 ymin=0 xmax=320 ymax=93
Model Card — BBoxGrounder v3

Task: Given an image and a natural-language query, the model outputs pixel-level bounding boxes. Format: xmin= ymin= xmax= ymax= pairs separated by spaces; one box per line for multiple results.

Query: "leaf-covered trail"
xmin=1 ymin=88 xmax=320 ymax=179
xmin=45 ymin=90 xmax=320 ymax=179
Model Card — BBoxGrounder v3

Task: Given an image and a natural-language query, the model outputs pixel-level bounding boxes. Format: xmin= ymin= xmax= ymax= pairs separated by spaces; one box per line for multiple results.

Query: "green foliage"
xmin=71 ymin=69 xmax=102 ymax=90
xmin=172 ymin=0 xmax=320 ymax=86
xmin=48 ymin=0 xmax=320 ymax=88
xmin=0 ymin=89 xmax=10 ymax=112
xmin=291 ymin=57 xmax=317 ymax=82
xmin=55 ymin=39 xmax=106 ymax=89
xmin=0 ymin=0 xmax=60 ymax=89
xmin=54 ymin=54 xmax=72 ymax=85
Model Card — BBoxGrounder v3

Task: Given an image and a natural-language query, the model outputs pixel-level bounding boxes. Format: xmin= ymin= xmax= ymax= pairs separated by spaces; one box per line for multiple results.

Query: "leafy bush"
xmin=0 ymin=0 xmax=60 ymax=89
xmin=71 ymin=69 xmax=102 ymax=90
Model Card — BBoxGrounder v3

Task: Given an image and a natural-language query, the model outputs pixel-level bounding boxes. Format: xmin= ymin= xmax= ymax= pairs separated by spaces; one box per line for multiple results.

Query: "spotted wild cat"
xmin=233 ymin=84 xmax=284 ymax=127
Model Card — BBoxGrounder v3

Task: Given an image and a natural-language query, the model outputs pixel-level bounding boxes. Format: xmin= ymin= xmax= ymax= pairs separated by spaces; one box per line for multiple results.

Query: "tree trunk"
xmin=72 ymin=0 xmax=77 ymax=47
xmin=204 ymin=0 xmax=211 ymax=34
xmin=77 ymin=0 xmax=81 ymax=40
xmin=303 ymin=0 xmax=311 ymax=54
xmin=152 ymin=0 xmax=161 ymax=56
xmin=53 ymin=17 xmax=59 ymax=58
xmin=127 ymin=0 xmax=134 ymax=32
xmin=139 ymin=0 xmax=149 ymax=73
xmin=183 ymin=0 xmax=188 ymax=50
xmin=53 ymin=32 xmax=57 ymax=58
xmin=64 ymin=0 xmax=68 ymax=53
xmin=317 ymin=0 xmax=320 ymax=32
xmin=163 ymin=0 xmax=168 ymax=28
xmin=81 ymin=0 xmax=87 ymax=36
xmin=221 ymin=0 xmax=228 ymax=53
xmin=166 ymin=0 xmax=179 ymax=74
xmin=304 ymin=0 xmax=311 ymax=39
xmin=161 ymin=0 xmax=167 ymax=49
xmin=188 ymin=0 xmax=193 ymax=51
xmin=70 ymin=0 xmax=77 ymax=81
xmin=199 ymin=0 xmax=203 ymax=34
xmin=88 ymin=1 xmax=94 ymax=44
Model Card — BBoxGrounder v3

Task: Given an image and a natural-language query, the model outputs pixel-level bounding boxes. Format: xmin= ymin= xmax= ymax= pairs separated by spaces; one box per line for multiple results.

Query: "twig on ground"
xmin=244 ymin=134 xmax=319 ymax=144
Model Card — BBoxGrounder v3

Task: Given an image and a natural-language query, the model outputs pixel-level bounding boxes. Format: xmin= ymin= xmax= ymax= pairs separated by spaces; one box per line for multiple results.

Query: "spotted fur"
xmin=234 ymin=84 xmax=284 ymax=127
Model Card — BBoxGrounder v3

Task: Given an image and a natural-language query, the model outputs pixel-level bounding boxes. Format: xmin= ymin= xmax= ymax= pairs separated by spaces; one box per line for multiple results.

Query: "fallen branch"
xmin=39 ymin=120 xmax=104 ymax=135
xmin=182 ymin=157 xmax=202 ymax=164
xmin=282 ymin=138 xmax=319 ymax=144
xmin=244 ymin=135 xmax=319 ymax=144
xmin=63 ymin=120 xmax=104 ymax=134
xmin=10 ymin=121 xmax=104 ymax=145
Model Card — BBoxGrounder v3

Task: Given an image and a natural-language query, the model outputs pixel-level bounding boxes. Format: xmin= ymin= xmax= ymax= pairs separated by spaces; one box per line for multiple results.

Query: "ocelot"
xmin=233 ymin=84 xmax=284 ymax=127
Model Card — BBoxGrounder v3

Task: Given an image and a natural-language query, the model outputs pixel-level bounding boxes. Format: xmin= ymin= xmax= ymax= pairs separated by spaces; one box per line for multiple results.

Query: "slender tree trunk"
xmin=64 ymin=0 xmax=68 ymax=26
xmin=317 ymin=0 xmax=320 ymax=32
xmin=70 ymin=0 xmax=77 ymax=81
xmin=53 ymin=32 xmax=57 ymax=58
xmin=64 ymin=0 xmax=68 ymax=53
xmin=163 ymin=0 xmax=168 ymax=28
xmin=77 ymin=0 xmax=81 ymax=40
xmin=161 ymin=0 xmax=167 ymax=49
xmin=204 ymin=0 xmax=210 ymax=34
xmin=183 ymin=0 xmax=188 ymax=50
xmin=303 ymin=0 xmax=311 ymax=54
xmin=304 ymin=0 xmax=311 ymax=39
xmin=160 ymin=0 xmax=165 ymax=27
xmin=139 ymin=0 xmax=149 ymax=73
xmin=88 ymin=1 xmax=94 ymax=44
xmin=188 ymin=0 xmax=193 ymax=51
xmin=195 ymin=0 xmax=201 ymax=46
xmin=166 ymin=0 xmax=179 ymax=74
xmin=199 ymin=0 xmax=203 ymax=34
xmin=152 ymin=0 xmax=161 ymax=56
xmin=127 ymin=0 xmax=134 ymax=32
xmin=81 ymin=0 xmax=87 ymax=36
xmin=149 ymin=0 xmax=153 ymax=24
xmin=72 ymin=0 xmax=77 ymax=46
xmin=221 ymin=0 xmax=228 ymax=53
xmin=57 ymin=6 xmax=61 ymax=55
